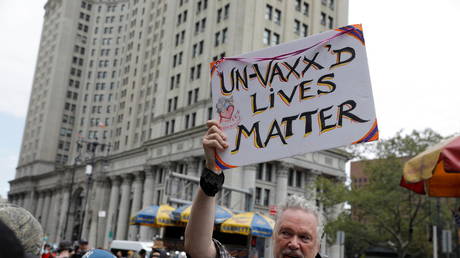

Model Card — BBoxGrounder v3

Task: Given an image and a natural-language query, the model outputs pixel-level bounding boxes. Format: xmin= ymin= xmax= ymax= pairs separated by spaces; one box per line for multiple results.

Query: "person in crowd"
xmin=184 ymin=120 xmax=323 ymax=258
xmin=0 ymin=218 xmax=26 ymax=257
xmin=56 ymin=240 xmax=74 ymax=258
xmin=138 ymin=249 xmax=147 ymax=258
xmin=0 ymin=200 xmax=44 ymax=257
xmin=114 ymin=250 xmax=123 ymax=258
xmin=73 ymin=240 xmax=91 ymax=257
xmin=150 ymin=248 xmax=166 ymax=258
xmin=42 ymin=243 xmax=55 ymax=258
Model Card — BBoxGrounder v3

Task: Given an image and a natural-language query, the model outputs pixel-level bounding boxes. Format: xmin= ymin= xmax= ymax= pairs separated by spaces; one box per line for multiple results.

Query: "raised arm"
xmin=184 ymin=120 xmax=228 ymax=258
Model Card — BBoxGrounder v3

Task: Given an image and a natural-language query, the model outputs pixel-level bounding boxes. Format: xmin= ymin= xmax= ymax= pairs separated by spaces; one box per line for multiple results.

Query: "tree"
xmin=316 ymin=129 xmax=446 ymax=258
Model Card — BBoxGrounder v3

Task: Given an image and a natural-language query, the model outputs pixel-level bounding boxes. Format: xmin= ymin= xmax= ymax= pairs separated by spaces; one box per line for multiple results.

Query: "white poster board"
xmin=210 ymin=24 xmax=378 ymax=169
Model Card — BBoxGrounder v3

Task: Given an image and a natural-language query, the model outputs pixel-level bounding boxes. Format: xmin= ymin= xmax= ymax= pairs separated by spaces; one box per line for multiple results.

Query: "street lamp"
xmin=75 ymin=138 xmax=110 ymax=241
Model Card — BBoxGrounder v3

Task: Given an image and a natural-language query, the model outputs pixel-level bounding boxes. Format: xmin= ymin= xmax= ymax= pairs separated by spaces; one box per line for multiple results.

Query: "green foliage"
xmin=317 ymin=129 xmax=445 ymax=258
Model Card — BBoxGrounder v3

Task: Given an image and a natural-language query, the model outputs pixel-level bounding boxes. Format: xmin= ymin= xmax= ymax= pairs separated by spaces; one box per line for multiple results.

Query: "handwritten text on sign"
xmin=211 ymin=25 xmax=378 ymax=169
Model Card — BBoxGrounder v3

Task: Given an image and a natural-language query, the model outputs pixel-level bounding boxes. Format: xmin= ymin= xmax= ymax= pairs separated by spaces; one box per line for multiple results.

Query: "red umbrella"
xmin=401 ymin=135 xmax=460 ymax=197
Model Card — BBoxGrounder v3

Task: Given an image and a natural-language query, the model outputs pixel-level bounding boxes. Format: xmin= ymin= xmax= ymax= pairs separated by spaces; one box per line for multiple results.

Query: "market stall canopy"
xmin=401 ymin=135 xmax=460 ymax=197
xmin=171 ymin=204 xmax=233 ymax=224
xmin=220 ymin=212 xmax=275 ymax=238
xmin=130 ymin=204 xmax=177 ymax=227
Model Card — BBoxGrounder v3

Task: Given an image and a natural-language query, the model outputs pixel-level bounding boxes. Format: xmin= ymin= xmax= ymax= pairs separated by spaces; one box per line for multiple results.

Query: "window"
xmin=255 ymin=187 xmax=262 ymax=205
xmin=217 ymin=8 xmax=222 ymax=23
xmin=215 ymin=32 xmax=220 ymax=46
xmin=265 ymin=163 xmax=273 ymax=182
xmin=263 ymin=189 xmax=270 ymax=206
xmin=170 ymin=76 xmax=175 ymax=90
xmin=272 ymin=33 xmax=280 ymax=45
xmin=288 ymin=168 xmax=294 ymax=186
xmin=196 ymin=63 xmax=201 ymax=79
xmin=303 ymin=2 xmax=309 ymax=15
xmin=190 ymin=67 xmax=195 ymax=80
xmin=301 ymin=24 xmax=308 ymax=37
xmin=265 ymin=4 xmax=272 ymax=20
xmin=224 ymin=4 xmax=230 ymax=19
xmin=274 ymin=9 xmax=281 ymax=24
xmin=185 ymin=114 xmax=190 ymax=129
xmin=194 ymin=88 xmax=199 ymax=103
xmin=256 ymin=164 xmax=263 ymax=180
xmin=191 ymin=112 xmax=196 ymax=127
xmin=328 ymin=16 xmax=334 ymax=29
xmin=199 ymin=41 xmax=204 ymax=54
xmin=321 ymin=12 xmax=326 ymax=25
xmin=165 ymin=121 xmax=169 ymax=135
xmin=263 ymin=29 xmax=271 ymax=45
xmin=329 ymin=0 xmax=335 ymax=9
xmin=295 ymin=0 xmax=301 ymax=11
xmin=187 ymin=90 xmax=193 ymax=105
xmin=222 ymin=28 xmax=227 ymax=44
xmin=294 ymin=20 xmax=300 ymax=34
xmin=295 ymin=170 xmax=302 ymax=188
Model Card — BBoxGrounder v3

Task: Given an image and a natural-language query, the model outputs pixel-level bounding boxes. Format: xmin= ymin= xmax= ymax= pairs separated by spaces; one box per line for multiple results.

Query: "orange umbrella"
xmin=402 ymin=135 xmax=460 ymax=197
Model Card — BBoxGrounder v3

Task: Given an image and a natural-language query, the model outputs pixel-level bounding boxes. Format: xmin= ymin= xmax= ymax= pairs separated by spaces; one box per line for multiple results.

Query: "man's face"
xmin=273 ymin=209 xmax=319 ymax=258
xmin=80 ymin=244 xmax=89 ymax=251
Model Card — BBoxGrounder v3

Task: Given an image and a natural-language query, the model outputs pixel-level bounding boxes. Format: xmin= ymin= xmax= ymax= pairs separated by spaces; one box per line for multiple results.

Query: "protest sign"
xmin=210 ymin=24 xmax=378 ymax=169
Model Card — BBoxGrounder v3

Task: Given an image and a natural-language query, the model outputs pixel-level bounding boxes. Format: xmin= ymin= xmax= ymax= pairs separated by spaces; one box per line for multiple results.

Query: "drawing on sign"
xmin=210 ymin=24 xmax=378 ymax=169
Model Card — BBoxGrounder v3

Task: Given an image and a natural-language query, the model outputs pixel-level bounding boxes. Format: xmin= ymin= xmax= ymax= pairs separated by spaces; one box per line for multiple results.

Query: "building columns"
xmin=115 ymin=174 xmax=133 ymax=240
xmin=34 ymin=192 xmax=45 ymax=222
xmin=276 ymin=162 xmax=290 ymax=206
xmin=104 ymin=176 xmax=121 ymax=248
xmin=128 ymin=172 xmax=144 ymax=240
xmin=48 ymin=189 xmax=61 ymax=243
xmin=88 ymin=179 xmax=107 ymax=247
xmin=243 ymin=165 xmax=257 ymax=210
xmin=56 ymin=187 xmax=70 ymax=243
xmin=41 ymin=191 xmax=52 ymax=236
xmin=139 ymin=168 xmax=155 ymax=241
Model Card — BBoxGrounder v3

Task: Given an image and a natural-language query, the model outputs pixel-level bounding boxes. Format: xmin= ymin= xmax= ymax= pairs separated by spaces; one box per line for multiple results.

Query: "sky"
xmin=0 ymin=0 xmax=459 ymax=198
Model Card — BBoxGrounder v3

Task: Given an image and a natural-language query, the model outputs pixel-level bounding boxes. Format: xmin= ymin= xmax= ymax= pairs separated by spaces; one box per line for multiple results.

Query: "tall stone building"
xmin=9 ymin=0 xmax=349 ymax=256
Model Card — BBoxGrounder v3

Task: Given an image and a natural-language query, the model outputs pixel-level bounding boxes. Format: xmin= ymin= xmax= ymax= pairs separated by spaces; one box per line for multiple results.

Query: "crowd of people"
xmin=2 ymin=120 xmax=324 ymax=258
xmin=0 ymin=198 xmax=175 ymax=258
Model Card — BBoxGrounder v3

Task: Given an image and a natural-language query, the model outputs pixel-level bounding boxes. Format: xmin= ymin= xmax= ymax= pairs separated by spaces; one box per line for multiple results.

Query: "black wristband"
xmin=200 ymin=167 xmax=225 ymax=197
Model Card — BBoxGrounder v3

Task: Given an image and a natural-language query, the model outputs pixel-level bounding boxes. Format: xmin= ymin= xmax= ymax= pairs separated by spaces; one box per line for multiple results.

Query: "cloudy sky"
xmin=0 ymin=0 xmax=459 ymax=197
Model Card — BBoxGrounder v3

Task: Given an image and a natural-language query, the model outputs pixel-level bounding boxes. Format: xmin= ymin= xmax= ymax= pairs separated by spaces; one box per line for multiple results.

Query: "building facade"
xmin=9 ymin=0 xmax=349 ymax=257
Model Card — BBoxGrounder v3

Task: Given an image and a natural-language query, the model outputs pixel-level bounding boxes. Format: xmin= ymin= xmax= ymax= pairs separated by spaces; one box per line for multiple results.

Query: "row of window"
xmin=214 ymin=28 xmax=228 ymax=47
xmin=321 ymin=0 xmax=335 ymax=10
xmin=294 ymin=0 xmax=310 ymax=16
xmin=255 ymin=187 xmax=271 ymax=206
xmin=196 ymin=0 xmax=208 ymax=14
xmin=263 ymin=29 xmax=280 ymax=46
xmin=170 ymin=74 xmax=181 ymax=90
xmin=79 ymin=12 xmax=90 ymax=22
xmin=175 ymin=30 xmax=186 ymax=46
xmin=66 ymin=91 xmax=78 ymax=101
xmin=192 ymin=41 xmax=204 ymax=57
xmin=320 ymin=13 xmax=334 ymax=29
xmin=187 ymin=88 xmax=200 ymax=105
xmin=172 ymin=52 xmax=183 ymax=67
xmin=194 ymin=18 xmax=206 ymax=35
xmin=177 ymin=10 xmax=188 ymax=26
xmin=294 ymin=20 xmax=309 ymax=37
xmin=77 ymin=23 xmax=89 ymax=33
xmin=216 ymin=4 xmax=230 ymax=23
xmin=265 ymin=4 xmax=282 ymax=24
xmin=190 ymin=64 xmax=202 ymax=81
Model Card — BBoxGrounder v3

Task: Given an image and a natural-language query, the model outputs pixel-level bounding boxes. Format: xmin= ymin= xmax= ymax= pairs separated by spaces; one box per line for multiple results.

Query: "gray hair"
xmin=276 ymin=195 xmax=323 ymax=244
